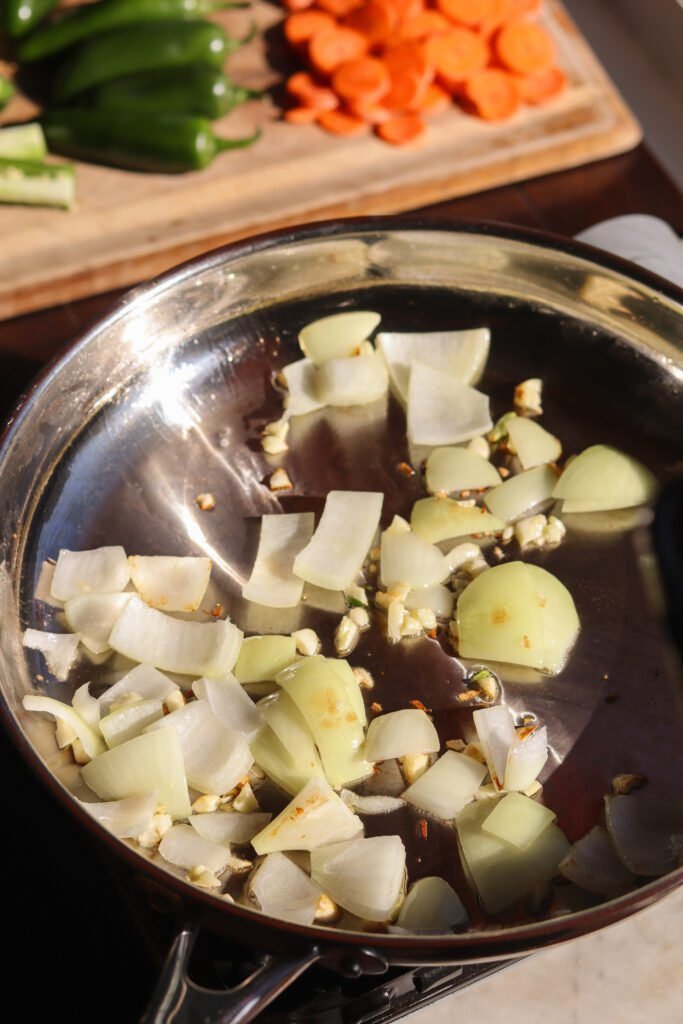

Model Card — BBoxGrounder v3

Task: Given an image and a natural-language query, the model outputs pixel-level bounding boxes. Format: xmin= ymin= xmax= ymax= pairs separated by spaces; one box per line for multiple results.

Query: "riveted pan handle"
xmin=142 ymin=924 xmax=321 ymax=1024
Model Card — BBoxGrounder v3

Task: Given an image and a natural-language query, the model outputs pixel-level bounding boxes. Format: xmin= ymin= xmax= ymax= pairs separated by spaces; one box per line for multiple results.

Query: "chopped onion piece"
xmin=72 ymin=682 xmax=101 ymax=732
xmin=100 ymin=698 xmax=164 ymax=748
xmin=81 ymin=727 xmax=191 ymax=819
xmin=403 ymin=751 xmax=487 ymax=819
xmin=558 ymin=826 xmax=636 ymax=896
xmin=293 ymin=490 xmax=383 ymax=592
xmin=507 ymin=417 xmax=561 ymax=470
xmin=380 ymin=530 xmax=449 ymax=590
xmin=259 ymin=692 xmax=324 ymax=781
xmin=553 ymin=445 xmax=656 ymax=512
xmin=189 ymin=811 xmax=272 ymax=845
xmin=397 ymin=877 xmax=468 ymax=932
xmin=473 ymin=705 xmax=517 ymax=790
xmin=281 ymin=358 xmax=325 ymax=417
xmin=159 ymin=824 xmax=231 ymax=875
xmin=23 ymin=629 xmax=80 ymax=682
xmin=242 ymin=513 xmax=315 ymax=609
xmin=329 ymin=659 xmax=367 ymax=728
xmin=425 ymin=447 xmax=501 ymax=495
xmin=252 ymin=777 xmax=363 ymax=854
xmin=504 ymin=726 xmax=548 ymax=792
xmin=234 ymin=635 xmax=297 ymax=683
xmin=146 ymin=700 xmax=253 ymax=796
xmin=311 ymin=835 xmax=406 ymax=922
xmin=411 ymin=498 xmax=503 ymax=544
xmin=364 ymin=710 xmax=439 ymax=762
xmin=249 ymin=852 xmax=321 ymax=926
xmin=315 ymin=352 xmax=388 ymax=407
xmin=192 ymin=676 xmax=263 ymax=741
xmin=100 ymin=664 xmax=179 ymax=713
xmin=376 ymin=329 xmax=490 ymax=403
xmin=605 ymin=795 xmax=683 ymax=876
xmin=404 ymin=584 xmax=454 ymax=619
xmin=299 ymin=311 xmax=381 ymax=365
xmin=51 ymin=546 xmax=130 ymax=601
xmin=128 ymin=555 xmax=211 ymax=612
xmin=35 ymin=561 xmax=64 ymax=608
xmin=64 ymin=593 xmax=131 ymax=654
xmin=407 ymin=363 xmax=492 ymax=446
xmin=82 ymin=792 xmax=158 ymax=839
xmin=484 ymin=465 xmax=557 ymax=524
xmin=526 ymin=565 xmax=580 ymax=675
xmin=109 ymin=596 xmax=243 ymax=677
xmin=482 ymin=792 xmax=555 ymax=848
xmin=340 ymin=790 xmax=406 ymax=814
xmin=23 ymin=694 xmax=105 ymax=759
xmin=250 ymin=725 xmax=320 ymax=797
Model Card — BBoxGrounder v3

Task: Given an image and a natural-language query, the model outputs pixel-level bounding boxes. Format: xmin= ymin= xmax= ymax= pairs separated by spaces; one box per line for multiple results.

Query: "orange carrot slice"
xmin=425 ymin=28 xmax=489 ymax=87
xmin=285 ymin=106 xmax=320 ymax=123
xmin=419 ymin=81 xmax=452 ymax=114
xmin=332 ymin=56 xmax=391 ymax=103
xmin=347 ymin=98 xmax=394 ymax=123
xmin=318 ymin=108 xmax=369 ymax=134
xmin=344 ymin=0 xmax=397 ymax=46
xmin=376 ymin=112 xmax=426 ymax=144
xmin=436 ymin=0 xmax=497 ymax=27
xmin=383 ymin=41 xmax=433 ymax=85
xmin=380 ymin=0 xmax=424 ymax=19
xmin=309 ymin=26 xmax=369 ymax=74
xmin=317 ymin=0 xmax=365 ymax=17
xmin=494 ymin=19 xmax=554 ymax=74
xmin=382 ymin=67 xmax=428 ymax=110
xmin=515 ymin=65 xmax=567 ymax=104
xmin=463 ymin=67 xmax=520 ymax=119
xmin=284 ymin=10 xmax=337 ymax=49
xmin=401 ymin=10 xmax=451 ymax=40
xmin=286 ymin=71 xmax=340 ymax=110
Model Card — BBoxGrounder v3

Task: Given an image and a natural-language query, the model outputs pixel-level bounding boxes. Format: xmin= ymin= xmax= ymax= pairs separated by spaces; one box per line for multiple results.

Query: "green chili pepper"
xmin=43 ymin=108 xmax=259 ymax=173
xmin=89 ymin=64 xmax=262 ymax=120
xmin=0 ymin=75 xmax=16 ymax=111
xmin=53 ymin=20 xmax=247 ymax=103
xmin=4 ymin=0 xmax=59 ymax=38
xmin=0 ymin=157 xmax=75 ymax=208
xmin=18 ymin=0 xmax=245 ymax=63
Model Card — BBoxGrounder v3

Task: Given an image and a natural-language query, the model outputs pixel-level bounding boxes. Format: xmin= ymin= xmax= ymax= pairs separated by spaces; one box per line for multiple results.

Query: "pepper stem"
xmin=214 ymin=127 xmax=261 ymax=153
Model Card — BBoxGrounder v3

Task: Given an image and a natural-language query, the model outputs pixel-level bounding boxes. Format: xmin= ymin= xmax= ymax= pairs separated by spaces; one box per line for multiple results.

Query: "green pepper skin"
xmin=43 ymin=108 xmax=259 ymax=173
xmin=89 ymin=64 xmax=261 ymax=120
xmin=18 ymin=0 xmax=242 ymax=62
xmin=0 ymin=75 xmax=16 ymax=111
xmin=4 ymin=0 xmax=59 ymax=38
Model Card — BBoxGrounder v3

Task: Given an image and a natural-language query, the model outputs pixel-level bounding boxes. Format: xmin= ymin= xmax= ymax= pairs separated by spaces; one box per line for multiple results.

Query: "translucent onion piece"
xmin=553 ymin=444 xmax=656 ymax=512
xmin=364 ymin=710 xmax=439 ymax=762
xmin=99 ymin=663 xmax=179 ymax=713
xmin=35 ymin=561 xmax=64 ymax=608
xmin=310 ymin=835 xmax=406 ymax=922
xmin=403 ymin=751 xmax=487 ymax=820
xmin=404 ymin=584 xmax=454 ymax=619
xmin=281 ymin=359 xmax=325 ymax=418
xmin=72 ymin=682 xmax=101 ymax=731
xmin=328 ymin=659 xmax=367 ymax=728
xmin=605 ymin=795 xmax=683 ymax=876
xmin=407 ymin=363 xmax=492 ymax=446
xmin=51 ymin=546 xmax=130 ymax=601
xmin=250 ymin=725 xmax=320 ymax=797
xmin=64 ymin=592 xmax=131 ymax=655
xmin=277 ymin=656 xmax=372 ymax=788
xmin=100 ymin=698 xmax=164 ymax=748
xmin=473 ymin=705 xmax=517 ymax=790
xmin=425 ymin=447 xmax=501 ymax=495
xmin=504 ymin=726 xmax=548 ymax=792
xmin=189 ymin=811 xmax=272 ymax=845
xmin=484 ymin=465 xmax=557 ymax=524
xmin=82 ymin=792 xmax=158 ymax=839
xmin=299 ymin=311 xmax=381 ymax=365
xmin=411 ymin=497 xmax=503 ymax=544
xmin=159 ymin=824 xmax=231 ymax=875
xmin=315 ymin=352 xmax=388 ymax=407
xmin=397 ymin=877 xmax=468 ymax=932
xmin=109 ymin=595 xmax=243 ymax=677
xmin=259 ymin=692 xmax=324 ymax=783
xmin=193 ymin=676 xmax=263 ymax=741
xmin=251 ymin=777 xmax=363 ymax=854
xmin=526 ymin=565 xmax=580 ymax=676
xmin=380 ymin=530 xmax=449 ymax=589
xmin=507 ymin=417 xmax=562 ymax=470
xmin=23 ymin=629 xmax=80 ymax=681
xmin=249 ymin=852 xmax=321 ymax=926
xmin=558 ymin=826 xmax=636 ymax=896
xmin=146 ymin=700 xmax=253 ymax=796
xmin=340 ymin=790 xmax=406 ymax=814
xmin=23 ymin=694 xmax=105 ymax=760
xmin=242 ymin=512 xmax=315 ymax=608
xmin=376 ymin=328 xmax=490 ymax=403
xmin=234 ymin=635 xmax=297 ymax=683
xmin=128 ymin=555 xmax=211 ymax=612
xmin=482 ymin=792 xmax=555 ymax=849
xmin=293 ymin=490 xmax=383 ymax=591
xmin=81 ymin=727 xmax=191 ymax=819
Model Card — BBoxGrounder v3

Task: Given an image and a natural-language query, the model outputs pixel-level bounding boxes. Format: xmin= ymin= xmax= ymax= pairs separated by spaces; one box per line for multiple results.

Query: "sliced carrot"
xmin=286 ymin=71 xmax=340 ymax=110
xmin=344 ymin=0 xmax=397 ymax=47
xmin=284 ymin=105 xmax=320 ymax=123
xmin=494 ymin=19 xmax=554 ymax=74
xmin=515 ymin=65 xmax=567 ymax=105
xmin=284 ymin=0 xmax=315 ymax=10
xmin=383 ymin=41 xmax=433 ymax=86
xmin=401 ymin=10 xmax=451 ymax=40
xmin=318 ymin=108 xmax=369 ymax=134
xmin=317 ymin=0 xmax=365 ymax=17
xmin=463 ymin=67 xmax=520 ymax=119
xmin=380 ymin=0 xmax=424 ymax=19
xmin=419 ymin=81 xmax=452 ymax=114
xmin=376 ymin=112 xmax=426 ymax=144
xmin=436 ymin=0 xmax=497 ymax=27
xmin=425 ymin=28 xmax=489 ymax=88
xmin=284 ymin=10 xmax=336 ymax=49
xmin=382 ymin=67 xmax=428 ymax=110
xmin=309 ymin=25 xmax=369 ymax=74
xmin=347 ymin=98 xmax=393 ymax=123
xmin=332 ymin=56 xmax=391 ymax=103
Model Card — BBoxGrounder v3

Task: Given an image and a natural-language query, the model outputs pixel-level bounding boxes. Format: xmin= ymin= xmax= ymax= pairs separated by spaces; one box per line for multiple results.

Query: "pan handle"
xmin=142 ymin=924 xmax=321 ymax=1024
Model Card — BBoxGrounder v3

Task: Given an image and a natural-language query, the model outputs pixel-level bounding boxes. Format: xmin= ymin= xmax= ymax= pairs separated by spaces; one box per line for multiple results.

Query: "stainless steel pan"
xmin=1 ymin=220 xmax=682 ymax=1023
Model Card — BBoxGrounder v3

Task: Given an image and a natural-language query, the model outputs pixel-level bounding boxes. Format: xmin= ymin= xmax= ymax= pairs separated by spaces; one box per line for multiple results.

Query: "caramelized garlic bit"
xmin=187 ymin=864 xmax=222 ymax=889
xmin=387 ymin=600 xmax=404 ymax=643
xmin=386 ymin=514 xmax=411 ymax=535
xmin=447 ymin=542 xmax=482 ymax=572
xmin=195 ymin=492 xmax=216 ymax=512
xmin=470 ymin=668 xmax=499 ymax=702
xmin=353 ymin=666 xmax=375 ymax=690
xmin=349 ymin=606 xmax=371 ymax=630
xmin=315 ymin=893 xmax=341 ymax=923
xmin=192 ymin=794 xmax=222 ymax=814
xmin=262 ymin=418 xmax=290 ymax=441
xmin=611 ymin=773 xmax=648 ymax=795
xmin=345 ymin=583 xmax=369 ymax=608
xmin=399 ymin=613 xmax=423 ymax=638
xmin=268 ymin=467 xmax=293 ymax=492
xmin=261 ymin=434 xmax=289 ymax=456
xmin=164 ymin=689 xmax=186 ymax=713
xmin=334 ymin=614 xmax=361 ymax=656
xmin=497 ymin=466 xmax=511 ymax=479
xmin=543 ymin=515 xmax=566 ymax=546
xmin=514 ymin=378 xmax=543 ymax=416
xmin=467 ymin=435 xmax=491 ymax=459
xmin=415 ymin=607 xmax=437 ymax=632
xmin=233 ymin=781 xmax=259 ymax=813
xmin=515 ymin=513 xmax=567 ymax=551
xmin=446 ymin=738 xmax=467 ymax=752
xmin=292 ymin=628 xmax=321 ymax=657
xmin=137 ymin=810 xmax=173 ymax=849
xmin=400 ymin=752 xmax=431 ymax=785
xmin=501 ymin=525 xmax=514 ymax=545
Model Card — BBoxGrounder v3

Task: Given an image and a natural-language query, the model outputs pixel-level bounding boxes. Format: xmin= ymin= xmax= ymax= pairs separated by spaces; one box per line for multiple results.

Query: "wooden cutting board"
xmin=0 ymin=0 xmax=640 ymax=320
